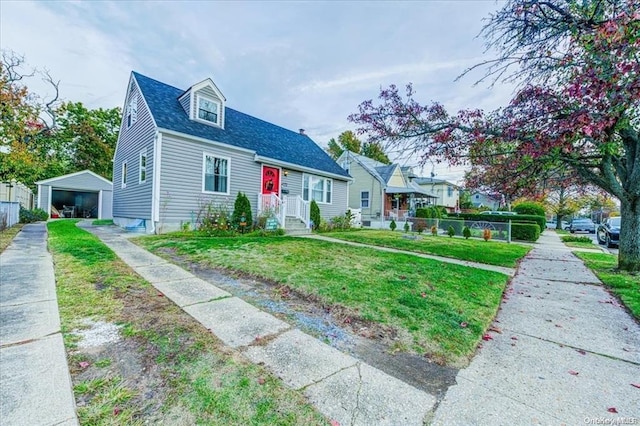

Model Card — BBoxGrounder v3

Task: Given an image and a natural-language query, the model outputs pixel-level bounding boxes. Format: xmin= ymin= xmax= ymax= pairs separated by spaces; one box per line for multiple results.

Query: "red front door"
xmin=262 ymin=166 xmax=280 ymax=196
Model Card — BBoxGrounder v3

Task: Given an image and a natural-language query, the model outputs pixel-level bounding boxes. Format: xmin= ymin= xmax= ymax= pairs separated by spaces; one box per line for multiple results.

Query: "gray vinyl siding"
xmin=42 ymin=173 xmax=112 ymax=191
xmin=112 ymin=78 xmax=156 ymax=219
xmin=178 ymin=93 xmax=190 ymax=115
xmin=281 ymin=170 xmax=347 ymax=219
xmin=346 ymin=161 xmax=384 ymax=220
xmin=158 ymin=134 xmax=262 ymax=228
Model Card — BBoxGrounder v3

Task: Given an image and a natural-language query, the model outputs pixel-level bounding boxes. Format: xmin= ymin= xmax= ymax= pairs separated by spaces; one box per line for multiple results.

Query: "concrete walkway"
xmin=433 ymin=231 xmax=640 ymax=424
xmin=301 ymin=234 xmax=517 ymax=276
xmin=0 ymin=223 xmax=78 ymax=426
xmin=82 ymin=223 xmax=436 ymax=425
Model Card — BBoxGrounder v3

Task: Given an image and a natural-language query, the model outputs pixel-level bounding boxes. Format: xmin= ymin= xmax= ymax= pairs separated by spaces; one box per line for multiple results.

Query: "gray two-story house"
xmin=113 ymin=72 xmax=351 ymax=233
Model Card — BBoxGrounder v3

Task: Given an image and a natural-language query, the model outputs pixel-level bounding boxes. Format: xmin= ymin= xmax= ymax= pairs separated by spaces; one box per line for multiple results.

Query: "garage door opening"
xmin=52 ymin=190 xmax=99 ymax=218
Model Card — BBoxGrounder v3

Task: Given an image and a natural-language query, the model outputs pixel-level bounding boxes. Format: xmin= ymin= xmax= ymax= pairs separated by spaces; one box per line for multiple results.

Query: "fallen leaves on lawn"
xmin=79 ymin=361 xmax=90 ymax=369
xmin=459 ymin=322 xmax=468 ymax=328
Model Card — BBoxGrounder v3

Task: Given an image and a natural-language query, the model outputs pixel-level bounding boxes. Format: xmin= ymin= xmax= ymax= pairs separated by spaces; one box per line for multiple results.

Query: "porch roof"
xmin=385 ymin=185 xmax=437 ymax=198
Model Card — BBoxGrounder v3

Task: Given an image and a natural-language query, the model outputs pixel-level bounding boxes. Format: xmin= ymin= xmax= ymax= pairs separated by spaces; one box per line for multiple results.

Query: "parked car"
xmin=569 ymin=218 xmax=596 ymax=233
xmin=597 ymin=216 xmax=621 ymax=248
xmin=480 ymin=211 xmax=518 ymax=216
xmin=546 ymin=220 xmax=569 ymax=230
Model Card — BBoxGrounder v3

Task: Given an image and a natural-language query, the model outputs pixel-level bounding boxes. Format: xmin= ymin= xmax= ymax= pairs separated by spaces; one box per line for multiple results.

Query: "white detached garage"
xmin=36 ymin=170 xmax=113 ymax=219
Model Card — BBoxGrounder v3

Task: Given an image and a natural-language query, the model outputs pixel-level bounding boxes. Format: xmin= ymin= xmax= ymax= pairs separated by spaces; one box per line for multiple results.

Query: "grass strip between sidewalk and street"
xmin=137 ymin=233 xmax=510 ymax=366
xmin=47 ymin=220 xmax=329 ymax=426
xmin=316 ymin=230 xmax=530 ymax=268
xmin=573 ymin=251 xmax=640 ymax=320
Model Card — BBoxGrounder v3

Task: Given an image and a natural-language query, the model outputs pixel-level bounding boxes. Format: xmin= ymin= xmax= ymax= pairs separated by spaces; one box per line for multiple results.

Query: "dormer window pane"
xmin=198 ymin=98 xmax=218 ymax=124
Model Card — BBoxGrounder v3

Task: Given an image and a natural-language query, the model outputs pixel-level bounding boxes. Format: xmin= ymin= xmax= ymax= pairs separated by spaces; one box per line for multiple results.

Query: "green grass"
xmin=48 ymin=221 xmax=329 ymax=425
xmin=0 ymin=223 xmax=23 ymax=253
xmin=137 ymin=234 xmax=510 ymax=365
xmin=92 ymin=219 xmax=114 ymax=226
xmin=574 ymin=252 xmax=640 ymax=320
xmin=316 ymin=230 xmax=530 ymax=267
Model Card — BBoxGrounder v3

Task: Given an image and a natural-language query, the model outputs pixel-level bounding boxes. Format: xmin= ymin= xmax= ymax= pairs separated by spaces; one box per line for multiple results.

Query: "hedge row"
xmin=451 ymin=213 xmax=545 ymax=233
xmin=511 ymin=223 xmax=540 ymax=241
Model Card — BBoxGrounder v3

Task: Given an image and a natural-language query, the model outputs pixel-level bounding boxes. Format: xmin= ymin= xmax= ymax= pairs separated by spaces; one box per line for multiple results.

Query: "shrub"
xmin=310 ymin=200 xmax=321 ymax=230
xmin=463 ymin=226 xmax=471 ymax=239
xmin=483 ymin=228 xmax=492 ymax=241
xmin=513 ymin=201 xmax=546 ymax=217
xmin=452 ymin=212 xmax=545 ymax=233
xmin=231 ymin=192 xmax=253 ymax=230
xmin=390 ymin=219 xmax=397 ymax=231
xmin=511 ymin=223 xmax=540 ymax=241
xmin=403 ymin=221 xmax=410 ymax=233
xmin=561 ymin=235 xmax=592 ymax=243
xmin=431 ymin=225 xmax=437 ymax=236
xmin=415 ymin=221 xmax=425 ymax=234
xmin=19 ymin=207 xmax=49 ymax=223
xmin=416 ymin=206 xmax=442 ymax=219
xmin=197 ymin=201 xmax=233 ymax=236
xmin=329 ymin=213 xmax=352 ymax=231
xmin=447 ymin=225 xmax=455 ymax=238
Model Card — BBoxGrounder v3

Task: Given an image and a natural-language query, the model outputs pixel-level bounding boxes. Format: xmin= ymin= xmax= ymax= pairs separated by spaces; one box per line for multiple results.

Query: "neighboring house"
xmin=36 ymin=170 xmax=113 ymax=219
xmin=336 ymin=151 xmax=436 ymax=227
xmin=413 ymin=177 xmax=460 ymax=213
xmin=470 ymin=192 xmax=502 ymax=210
xmin=113 ymin=71 xmax=351 ymax=233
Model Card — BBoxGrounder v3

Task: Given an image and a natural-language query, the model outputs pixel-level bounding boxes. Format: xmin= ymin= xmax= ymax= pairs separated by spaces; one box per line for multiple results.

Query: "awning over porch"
xmin=385 ymin=184 xmax=437 ymax=199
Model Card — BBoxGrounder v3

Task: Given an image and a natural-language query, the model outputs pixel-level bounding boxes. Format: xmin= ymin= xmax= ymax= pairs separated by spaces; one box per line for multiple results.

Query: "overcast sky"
xmin=1 ymin=0 xmax=513 ymax=183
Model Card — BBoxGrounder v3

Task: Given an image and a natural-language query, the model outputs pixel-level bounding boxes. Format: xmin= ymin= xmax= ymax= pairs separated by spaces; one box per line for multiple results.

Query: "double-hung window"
xmin=303 ymin=174 xmax=332 ymax=204
xmin=447 ymin=186 xmax=454 ymax=197
xmin=139 ymin=149 xmax=147 ymax=183
xmin=197 ymin=96 xmax=219 ymax=125
xmin=203 ymin=154 xmax=229 ymax=194
xmin=361 ymin=191 xmax=370 ymax=208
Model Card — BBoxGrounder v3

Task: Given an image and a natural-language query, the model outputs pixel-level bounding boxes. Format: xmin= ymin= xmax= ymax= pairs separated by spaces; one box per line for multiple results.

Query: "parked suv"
xmin=597 ymin=216 xmax=621 ymax=248
xmin=569 ymin=218 xmax=595 ymax=233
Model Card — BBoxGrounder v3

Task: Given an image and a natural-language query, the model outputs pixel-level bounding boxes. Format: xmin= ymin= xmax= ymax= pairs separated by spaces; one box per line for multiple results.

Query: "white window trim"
xmin=202 ymin=152 xmax=230 ymax=195
xmin=195 ymin=94 xmax=221 ymax=127
xmin=361 ymin=191 xmax=370 ymax=208
xmin=139 ymin=149 xmax=147 ymax=184
xmin=121 ymin=161 xmax=127 ymax=189
xmin=302 ymin=173 xmax=333 ymax=205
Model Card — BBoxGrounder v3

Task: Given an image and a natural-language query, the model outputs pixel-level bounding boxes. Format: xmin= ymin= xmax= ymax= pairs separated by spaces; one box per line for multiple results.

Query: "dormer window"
xmin=197 ymin=95 xmax=220 ymax=125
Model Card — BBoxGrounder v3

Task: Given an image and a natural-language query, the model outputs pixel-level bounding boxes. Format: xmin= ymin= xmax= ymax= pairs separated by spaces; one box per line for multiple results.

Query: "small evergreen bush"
xmin=447 ymin=225 xmax=455 ymax=237
xmin=390 ymin=219 xmax=397 ymax=231
xmin=310 ymin=200 xmax=321 ymax=230
xmin=231 ymin=192 xmax=253 ymax=230
xmin=463 ymin=226 xmax=471 ymax=239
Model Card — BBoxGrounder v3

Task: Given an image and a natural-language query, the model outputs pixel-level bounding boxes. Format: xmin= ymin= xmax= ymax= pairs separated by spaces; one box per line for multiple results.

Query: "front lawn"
xmin=574 ymin=251 xmax=640 ymax=320
xmin=0 ymin=224 xmax=23 ymax=253
xmin=137 ymin=234 xmax=510 ymax=366
xmin=317 ymin=230 xmax=530 ymax=267
xmin=48 ymin=221 xmax=328 ymax=425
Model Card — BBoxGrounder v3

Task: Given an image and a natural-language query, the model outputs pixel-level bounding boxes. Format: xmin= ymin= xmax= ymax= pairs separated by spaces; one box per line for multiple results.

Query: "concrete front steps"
xmin=285 ymin=217 xmax=311 ymax=236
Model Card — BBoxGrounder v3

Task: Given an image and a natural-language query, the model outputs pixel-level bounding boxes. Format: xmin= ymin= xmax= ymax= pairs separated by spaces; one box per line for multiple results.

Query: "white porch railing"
xmin=257 ymin=194 xmax=310 ymax=229
xmin=284 ymin=195 xmax=310 ymax=227
xmin=258 ymin=193 xmax=285 ymax=227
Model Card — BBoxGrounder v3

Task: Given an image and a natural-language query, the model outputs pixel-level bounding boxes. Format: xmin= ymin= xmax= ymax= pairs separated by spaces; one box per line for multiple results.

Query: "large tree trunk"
xmin=618 ymin=195 xmax=640 ymax=272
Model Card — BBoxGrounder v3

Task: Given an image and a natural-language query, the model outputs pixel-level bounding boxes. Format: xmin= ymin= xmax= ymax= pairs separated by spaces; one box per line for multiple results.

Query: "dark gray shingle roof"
xmin=133 ymin=72 xmax=349 ymax=179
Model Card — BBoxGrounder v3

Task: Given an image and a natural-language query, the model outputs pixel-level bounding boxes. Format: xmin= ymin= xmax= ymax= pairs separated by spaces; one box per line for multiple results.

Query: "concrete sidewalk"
xmin=433 ymin=231 xmax=640 ymax=424
xmin=0 ymin=223 xmax=78 ymax=426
